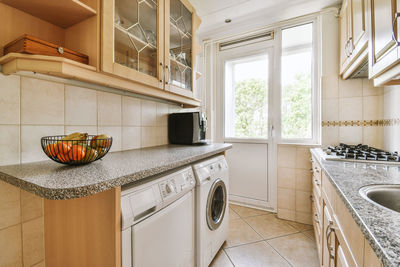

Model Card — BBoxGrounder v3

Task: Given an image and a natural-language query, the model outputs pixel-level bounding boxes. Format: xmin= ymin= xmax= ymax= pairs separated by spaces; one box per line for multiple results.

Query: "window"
xmin=224 ymin=53 xmax=269 ymax=139
xmin=281 ymin=23 xmax=314 ymax=140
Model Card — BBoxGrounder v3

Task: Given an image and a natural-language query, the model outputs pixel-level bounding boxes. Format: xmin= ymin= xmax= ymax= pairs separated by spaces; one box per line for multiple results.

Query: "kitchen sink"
xmin=359 ymin=185 xmax=400 ymax=213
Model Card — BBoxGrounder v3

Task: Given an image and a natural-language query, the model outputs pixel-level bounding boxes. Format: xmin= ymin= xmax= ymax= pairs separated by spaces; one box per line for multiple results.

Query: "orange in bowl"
xmin=68 ymin=145 xmax=86 ymax=161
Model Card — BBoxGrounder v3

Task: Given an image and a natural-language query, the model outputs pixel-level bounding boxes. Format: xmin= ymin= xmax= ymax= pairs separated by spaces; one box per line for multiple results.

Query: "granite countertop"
xmin=311 ymin=148 xmax=400 ymax=267
xmin=0 ymin=143 xmax=232 ymax=200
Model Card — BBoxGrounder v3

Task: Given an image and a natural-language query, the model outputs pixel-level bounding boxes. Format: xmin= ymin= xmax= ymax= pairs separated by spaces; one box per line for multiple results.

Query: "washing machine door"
xmin=206 ymin=179 xmax=227 ymax=231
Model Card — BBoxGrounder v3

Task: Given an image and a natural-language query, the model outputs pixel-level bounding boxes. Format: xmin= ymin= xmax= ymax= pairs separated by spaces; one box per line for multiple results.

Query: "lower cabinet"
xmin=311 ymin=156 xmax=382 ymax=267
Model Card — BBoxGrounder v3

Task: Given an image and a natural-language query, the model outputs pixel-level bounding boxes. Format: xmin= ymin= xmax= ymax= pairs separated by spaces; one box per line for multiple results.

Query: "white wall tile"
xmin=21 ymin=125 xmax=64 ymax=163
xmin=156 ymin=126 xmax=168 ymax=146
xmin=122 ymin=127 xmax=141 ymax=150
xmin=0 ymin=74 xmax=20 ymax=124
xmin=363 ymin=95 xmax=382 ymax=121
xmin=65 ymin=85 xmax=97 ymax=126
xmin=277 ymin=167 xmax=295 ymax=190
xmin=322 ymin=126 xmax=339 ymax=146
xmin=339 ymin=126 xmax=362 ymax=145
xmin=97 ymin=92 xmax=121 ymax=126
xmin=277 ymin=146 xmax=296 ymax=168
xmin=65 ymin=126 xmax=97 ymax=135
xmin=322 ymin=98 xmax=339 ymax=121
xmin=21 ymin=77 xmax=64 ymax=125
xmin=97 ymin=126 xmax=121 ymax=152
xmin=338 ymin=78 xmax=363 ymax=98
xmin=339 ymin=97 xmax=363 ymax=121
xmin=122 ymin=97 xmax=141 ymax=126
xmin=363 ymin=126 xmax=383 ymax=149
xmin=156 ymin=103 xmax=169 ymax=127
xmin=141 ymin=127 xmax=157 ymax=147
xmin=141 ymin=100 xmax=157 ymax=127
xmin=363 ymin=79 xmax=383 ymax=96
xmin=0 ymin=125 xmax=20 ymax=165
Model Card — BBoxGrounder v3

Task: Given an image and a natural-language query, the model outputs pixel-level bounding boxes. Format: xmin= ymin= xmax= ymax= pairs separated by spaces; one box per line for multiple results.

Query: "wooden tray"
xmin=3 ymin=34 xmax=89 ymax=64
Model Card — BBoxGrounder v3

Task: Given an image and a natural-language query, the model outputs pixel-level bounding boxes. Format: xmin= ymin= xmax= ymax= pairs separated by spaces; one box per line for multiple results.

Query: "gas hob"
xmin=319 ymin=143 xmax=400 ymax=165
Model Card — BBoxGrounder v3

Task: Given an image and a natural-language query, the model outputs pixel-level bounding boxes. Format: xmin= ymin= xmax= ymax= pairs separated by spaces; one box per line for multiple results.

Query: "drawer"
xmin=312 ymin=202 xmax=322 ymax=252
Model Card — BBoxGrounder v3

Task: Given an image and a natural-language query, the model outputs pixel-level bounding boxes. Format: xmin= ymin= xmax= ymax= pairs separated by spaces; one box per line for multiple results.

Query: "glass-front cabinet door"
xmin=101 ymin=0 xmax=200 ymax=97
xmin=102 ymin=0 xmax=164 ymax=89
xmin=165 ymin=0 xmax=198 ymax=98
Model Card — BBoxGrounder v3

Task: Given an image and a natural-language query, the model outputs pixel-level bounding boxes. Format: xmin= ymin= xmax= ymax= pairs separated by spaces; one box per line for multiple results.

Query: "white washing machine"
xmin=193 ymin=155 xmax=229 ymax=267
xmin=121 ymin=167 xmax=196 ymax=267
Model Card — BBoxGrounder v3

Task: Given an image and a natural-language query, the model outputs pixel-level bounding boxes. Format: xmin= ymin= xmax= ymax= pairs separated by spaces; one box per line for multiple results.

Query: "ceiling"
xmin=189 ymin=0 xmax=341 ymax=39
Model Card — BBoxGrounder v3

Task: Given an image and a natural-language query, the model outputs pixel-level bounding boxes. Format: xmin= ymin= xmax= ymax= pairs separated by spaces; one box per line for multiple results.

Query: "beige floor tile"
xmin=229 ymin=204 xmax=271 ymax=218
xmin=225 ymin=218 xmax=262 ymax=248
xmin=302 ymin=229 xmax=316 ymax=241
xmin=225 ymin=241 xmax=290 ymax=267
xmin=209 ymin=249 xmax=233 ymax=267
xmin=245 ymin=214 xmax=298 ymax=239
xmin=286 ymin=220 xmax=313 ymax=232
xmin=268 ymin=232 xmax=319 ymax=267
xmin=229 ymin=208 xmax=240 ymax=222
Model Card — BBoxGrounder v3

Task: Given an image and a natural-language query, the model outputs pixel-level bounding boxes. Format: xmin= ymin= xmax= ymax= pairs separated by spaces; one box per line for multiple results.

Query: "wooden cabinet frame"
xmin=101 ymin=0 xmax=164 ymax=89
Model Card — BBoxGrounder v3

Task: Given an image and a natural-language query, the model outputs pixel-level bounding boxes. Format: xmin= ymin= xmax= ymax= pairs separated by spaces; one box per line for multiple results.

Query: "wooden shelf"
xmin=0 ymin=53 xmax=200 ymax=107
xmin=0 ymin=0 xmax=97 ymax=28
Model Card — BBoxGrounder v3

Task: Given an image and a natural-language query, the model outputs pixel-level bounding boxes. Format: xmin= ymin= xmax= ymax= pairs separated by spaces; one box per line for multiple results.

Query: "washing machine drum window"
xmin=206 ymin=178 xmax=227 ymax=231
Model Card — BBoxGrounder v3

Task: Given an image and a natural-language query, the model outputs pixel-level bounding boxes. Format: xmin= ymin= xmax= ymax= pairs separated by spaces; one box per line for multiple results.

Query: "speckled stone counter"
xmin=311 ymin=148 xmax=400 ymax=267
xmin=0 ymin=143 xmax=232 ymax=200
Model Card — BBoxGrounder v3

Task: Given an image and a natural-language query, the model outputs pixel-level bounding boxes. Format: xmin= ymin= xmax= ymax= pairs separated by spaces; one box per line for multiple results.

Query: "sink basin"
xmin=359 ymin=185 xmax=400 ymax=213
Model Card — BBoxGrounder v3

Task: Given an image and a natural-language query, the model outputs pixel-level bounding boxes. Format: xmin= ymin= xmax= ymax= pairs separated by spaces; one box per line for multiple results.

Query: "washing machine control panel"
xmin=159 ymin=169 xmax=195 ymax=199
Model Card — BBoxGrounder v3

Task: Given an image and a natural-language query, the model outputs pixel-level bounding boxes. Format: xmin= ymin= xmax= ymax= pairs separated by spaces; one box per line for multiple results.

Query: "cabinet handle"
xmin=314 ymin=179 xmax=320 ymax=186
xmin=348 ymin=37 xmax=353 ymax=55
xmin=309 ymin=158 xmax=314 ymax=163
xmin=325 ymin=220 xmax=335 ymax=260
xmin=313 ymin=213 xmax=319 ymax=224
xmin=160 ymin=62 xmax=164 ymax=83
xmin=392 ymin=12 xmax=400 ymax=46
xmin=310 ymin=195 xmax=314 ymax=202
xmin=310 ymin=168 xmax=314 ymax=173
xmin=165 ymin=65 xmax=171 ymax=85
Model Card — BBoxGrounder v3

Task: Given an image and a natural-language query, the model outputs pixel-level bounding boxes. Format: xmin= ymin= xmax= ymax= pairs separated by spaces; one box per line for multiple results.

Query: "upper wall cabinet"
xmin=339 ymin=0 xmax=369 ymax=79
xmin=101 ymin=0 xmax=200 ymax=98
xmin=368 ymin=0 xmax=400 ymax=86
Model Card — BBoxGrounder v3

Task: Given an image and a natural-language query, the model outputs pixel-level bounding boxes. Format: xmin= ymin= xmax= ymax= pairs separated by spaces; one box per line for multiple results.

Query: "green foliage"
xmin=281 ymin=72 xmax=312 ymax=139
xmin=234 ymin=78 xmax=268 ymax=138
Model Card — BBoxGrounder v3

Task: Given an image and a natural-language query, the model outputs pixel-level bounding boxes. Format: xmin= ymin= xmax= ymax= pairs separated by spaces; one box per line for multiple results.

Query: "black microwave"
xmin=168 ymin=112 xmax=207 ymax=145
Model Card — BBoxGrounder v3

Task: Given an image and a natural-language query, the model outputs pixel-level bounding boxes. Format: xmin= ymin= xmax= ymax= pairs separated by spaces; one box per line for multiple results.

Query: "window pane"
xmin=281 ymin=23 xmax=313 ymax=139
xmin=224 ymin=54 xmax=269 ymax=139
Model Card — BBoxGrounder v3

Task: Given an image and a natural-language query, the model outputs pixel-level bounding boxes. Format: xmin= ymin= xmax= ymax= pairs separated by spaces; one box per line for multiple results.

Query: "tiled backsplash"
xmin=383 ymin=86 xmax=400 ymax=152
xmin=0 ymin=73 xmax=186 ymax=166
xmin=277 ymin=145 xmax=314 ymax=225
xmin=321 ymin=76 xmax=384 ymax=148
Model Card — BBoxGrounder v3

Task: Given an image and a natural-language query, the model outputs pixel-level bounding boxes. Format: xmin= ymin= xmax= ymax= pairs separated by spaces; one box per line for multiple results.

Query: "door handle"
xmin=165 ymin=65 xmax=171 ymax=84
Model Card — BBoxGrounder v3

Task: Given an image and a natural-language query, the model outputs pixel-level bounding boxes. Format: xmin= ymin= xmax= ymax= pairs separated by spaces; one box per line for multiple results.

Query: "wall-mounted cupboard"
xmin=101 ymin=0 xmax=201 ymax=99
xmin=0 ymin=0 xmax=201 ymax=107
xmin=339 ymin=0 xmax=369 ymax=79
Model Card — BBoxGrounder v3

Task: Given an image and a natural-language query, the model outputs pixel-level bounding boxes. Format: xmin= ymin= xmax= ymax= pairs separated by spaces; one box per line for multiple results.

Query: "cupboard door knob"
xmin=160 ymin=62 xmax=164 ymax=83
xmin=165 ymin=65 xmax=171 ymax=85
xmin=392 ymin=12 xmax=400 ymax=46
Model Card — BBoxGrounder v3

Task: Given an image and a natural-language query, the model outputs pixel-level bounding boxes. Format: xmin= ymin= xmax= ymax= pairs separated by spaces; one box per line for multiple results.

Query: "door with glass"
xmin=164 ymin=0 xmax=197 ymax=98
xmin=218 ymin=41 xmax=275 ymax=209
xmin=102 ymin=0 xmax=164 ymax=89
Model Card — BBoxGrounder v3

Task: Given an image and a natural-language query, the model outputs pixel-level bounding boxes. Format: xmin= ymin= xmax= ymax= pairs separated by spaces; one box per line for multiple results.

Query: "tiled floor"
xmin=210 ymin=204 xmax=319 ymax=267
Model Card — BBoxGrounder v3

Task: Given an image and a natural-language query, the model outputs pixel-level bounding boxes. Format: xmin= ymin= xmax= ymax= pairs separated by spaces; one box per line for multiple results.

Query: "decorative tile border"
xmin=322 ymin=119 xmax=400 ymax=127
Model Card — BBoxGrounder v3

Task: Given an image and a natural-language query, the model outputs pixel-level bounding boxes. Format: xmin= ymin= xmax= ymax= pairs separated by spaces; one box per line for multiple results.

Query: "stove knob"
xmin=165 ymin=183 xmax=174 ymax=194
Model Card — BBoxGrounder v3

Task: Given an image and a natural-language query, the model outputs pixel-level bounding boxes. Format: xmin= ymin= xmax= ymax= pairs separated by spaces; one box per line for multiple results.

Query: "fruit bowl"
xmin=41 ymin=133 xmax=113 ymax=165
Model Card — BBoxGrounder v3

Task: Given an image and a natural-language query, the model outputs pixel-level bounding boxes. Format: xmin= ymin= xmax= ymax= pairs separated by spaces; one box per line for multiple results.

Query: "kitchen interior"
xmin=0 ymin=0 xmax=400 ymax=266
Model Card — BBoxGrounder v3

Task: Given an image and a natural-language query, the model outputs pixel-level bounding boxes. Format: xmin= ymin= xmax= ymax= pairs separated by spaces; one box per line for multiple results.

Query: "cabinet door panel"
xmin=340 ymin=0 xmax=350 ymax=72
xmin=336 ymin=244 xmax=350 ymax=267
xmin=322 ymin=204 xmax=335 ymax=267
xmin=372 ymin=0 xmax=396 ymax=61
xmin=352 ymin=0 xmax=366 ymax=48
xmin=165 ymin=0 xmax=194 ymax=98
xmin=101 ymin=0 xmax=164 ymax=89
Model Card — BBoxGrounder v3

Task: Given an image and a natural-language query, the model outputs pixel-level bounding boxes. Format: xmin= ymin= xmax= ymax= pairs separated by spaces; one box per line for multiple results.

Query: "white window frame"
xmin=276 ymin=19 xmax=321 ymax=145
